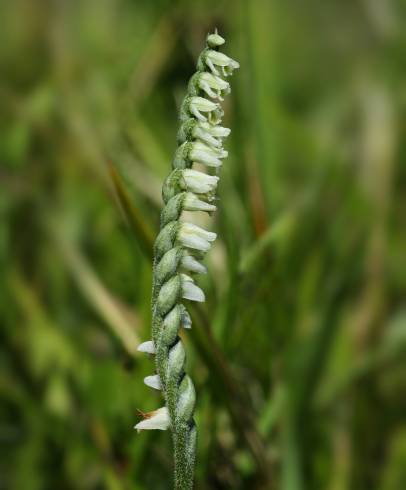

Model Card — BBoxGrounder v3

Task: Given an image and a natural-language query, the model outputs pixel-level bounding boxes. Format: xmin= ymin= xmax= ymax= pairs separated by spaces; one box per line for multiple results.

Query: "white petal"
xmin=144 ymin=375 xmax=162 ymax=390
xmin=182 ymin=279 xmax=205 ymax=302
xmin=135 ymin=407 xmax=170 ymax=432
xmin=181 ymin=254 xmax=207 ymax=274
xmin=137 ymin=341 xmax=156 ymax=354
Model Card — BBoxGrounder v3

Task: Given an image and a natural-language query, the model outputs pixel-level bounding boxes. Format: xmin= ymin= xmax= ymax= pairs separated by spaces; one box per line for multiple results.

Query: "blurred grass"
xmin=1 ymin=0 xmax=406 ymax=489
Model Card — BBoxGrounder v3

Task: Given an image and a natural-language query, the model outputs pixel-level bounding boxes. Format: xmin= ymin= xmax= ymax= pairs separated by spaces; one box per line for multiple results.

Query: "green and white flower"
xmin=181 ymin=96 xmax=223 ymax=124
xmin=199 ymin=49 xmax=240 ymax=77
xmin=178 ymin=119 xmax=230 ymax=148
xmin=189 ymin=72 xmax=230 ymax=100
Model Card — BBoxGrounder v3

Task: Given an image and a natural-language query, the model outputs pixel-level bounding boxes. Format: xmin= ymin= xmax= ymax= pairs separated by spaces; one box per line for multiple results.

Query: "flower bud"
xmin=207 ymin=32 xmax=225 ymax=48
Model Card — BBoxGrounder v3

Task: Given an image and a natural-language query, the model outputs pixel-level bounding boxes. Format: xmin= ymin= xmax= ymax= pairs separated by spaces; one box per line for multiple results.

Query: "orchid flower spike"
xmin=136 ymin=30 xmax=238 ymax=490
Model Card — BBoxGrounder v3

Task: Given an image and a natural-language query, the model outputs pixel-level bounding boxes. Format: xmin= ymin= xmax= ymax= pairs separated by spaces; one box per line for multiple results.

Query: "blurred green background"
xmin=1 ymin=0 xmax=405 ymax=489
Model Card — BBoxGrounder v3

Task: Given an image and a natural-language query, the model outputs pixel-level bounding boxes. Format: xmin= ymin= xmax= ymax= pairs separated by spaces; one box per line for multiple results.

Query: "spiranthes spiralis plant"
xmin=135 ymin=30 xmax=239 ymax=489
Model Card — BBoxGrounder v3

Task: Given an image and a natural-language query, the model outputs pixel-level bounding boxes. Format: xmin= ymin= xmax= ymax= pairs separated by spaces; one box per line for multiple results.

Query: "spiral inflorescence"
xmin=135 ymin=30 xmax=239 ymax=489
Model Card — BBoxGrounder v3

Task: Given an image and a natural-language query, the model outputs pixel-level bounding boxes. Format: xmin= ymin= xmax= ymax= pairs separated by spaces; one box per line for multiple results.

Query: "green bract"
xmin=135 ymin=30 xmax=239 ymax=490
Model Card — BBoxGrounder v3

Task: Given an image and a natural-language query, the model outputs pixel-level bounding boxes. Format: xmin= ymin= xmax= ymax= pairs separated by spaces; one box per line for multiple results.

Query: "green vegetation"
xmin=1 ymin=1 xmax=405 ymax=489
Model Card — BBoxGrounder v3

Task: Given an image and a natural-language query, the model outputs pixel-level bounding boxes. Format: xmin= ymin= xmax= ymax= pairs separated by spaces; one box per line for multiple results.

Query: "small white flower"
xmin=190 ymin=141 xmax=228 ymax=168
xmin=189 ymin=96 xmax=223 ymax=124
xmin=178 ymin=222 xmax=217 ymax=252
xmin=183 ymin=192 xmax=216 ymax=212
xmin=182 ymin=169 xmax=219 ymax=194
xmin=135 ymin=407 xmax=170 ymax=432
xmin=181 ymin=274 xmax=205 ymax=302
xmin=144 ymin=374 xmax=162 ymax=390
xmin=193 ymin=122 xmax=231 ymax=148
xmin=181 ymin=253 xmax=207 ymax=274
xmin=137 ymin=340 xmax=156 ymax=354
xmin=205 ymin=50 xmax=240 ymax=77
xmin=200 ymin=122 xmax=231 ymax=139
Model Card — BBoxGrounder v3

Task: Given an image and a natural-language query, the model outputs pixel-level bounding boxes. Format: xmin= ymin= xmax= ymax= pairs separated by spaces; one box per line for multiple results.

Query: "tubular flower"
xmin=136 ymin=30 xmax=238 ymax=490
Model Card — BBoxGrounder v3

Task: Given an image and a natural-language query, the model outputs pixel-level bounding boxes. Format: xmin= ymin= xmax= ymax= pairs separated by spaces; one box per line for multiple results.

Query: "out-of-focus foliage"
xmin=1 ymin=0 xmax=405 ymax=489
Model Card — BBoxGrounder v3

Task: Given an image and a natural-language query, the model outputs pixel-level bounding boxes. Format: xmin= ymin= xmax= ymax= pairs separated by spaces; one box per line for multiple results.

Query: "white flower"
xmin=135 ymin=407 xmax=170 ymax=432
xmin=182 ymin=169 xmax=219 ymax=194
xmin=183 ymin=192 xmax=216 ymax=212
xmin=193 ymin=122 xmax=231 ymax=148
xmin=189 ymin=96 xmax=223 ymax=124
xmin=190 ymin=141 xmax=228 ymax=168
xmin=178 ymin=222 xmax=217 ymax=252
xmin=137 ymin=340 xmax=156 ymax=354
xmin=199 ymin=122 xmax=231 ymax=139
xmin=181 ymin=274 xmax=205 ymax=302
xmin=197 ymin=72 xmax=230 ymax=101
xmin=205 ymin=50 xmax=240 ymax=77
xmin=181 ymin=253 xmax=207 ymax=274
xmin=144 ymin=374 xmax=162 ymax=390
